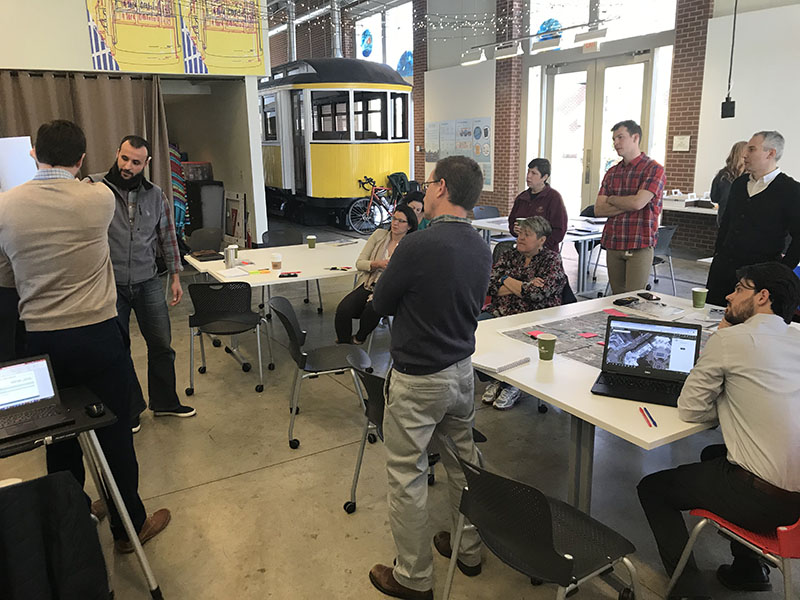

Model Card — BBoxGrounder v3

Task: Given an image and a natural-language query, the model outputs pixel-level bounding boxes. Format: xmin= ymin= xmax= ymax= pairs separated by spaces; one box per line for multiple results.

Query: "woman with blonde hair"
xmin=711 ymin=140 xmax=747 ymax=226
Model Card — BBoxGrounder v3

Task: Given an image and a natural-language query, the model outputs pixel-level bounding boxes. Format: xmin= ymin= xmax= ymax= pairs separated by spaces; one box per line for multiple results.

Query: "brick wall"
xmin=664 ymin=0 xmax=715 ymax=192
xmin=477 ymin=0 xmax=524 ymax=214
xmin=412 ymin=0 xmax=427 ymax=182
xmin=662 ymin=210 xmax=718 ymax=254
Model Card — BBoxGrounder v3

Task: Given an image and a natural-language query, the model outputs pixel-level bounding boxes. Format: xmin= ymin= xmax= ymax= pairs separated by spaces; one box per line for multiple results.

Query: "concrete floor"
xmin=2 ymin=220 xmax=796 ymax=599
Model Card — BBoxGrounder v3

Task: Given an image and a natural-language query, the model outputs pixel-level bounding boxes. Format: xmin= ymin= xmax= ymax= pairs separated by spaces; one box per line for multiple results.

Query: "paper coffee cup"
xmin=537 ymin=333 xmax=557 ymax=361
xmin=691 ymin=287 xmax=708 ymax=309
xmin=307 ymin=235 xmax=317 ymax=249
xmin=271 ymin=252 xmax=282 ymax=270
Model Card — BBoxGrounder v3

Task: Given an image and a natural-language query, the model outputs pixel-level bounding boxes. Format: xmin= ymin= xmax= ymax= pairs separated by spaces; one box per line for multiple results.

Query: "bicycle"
xmin=347 ymin=176 xmax=396 ymax=235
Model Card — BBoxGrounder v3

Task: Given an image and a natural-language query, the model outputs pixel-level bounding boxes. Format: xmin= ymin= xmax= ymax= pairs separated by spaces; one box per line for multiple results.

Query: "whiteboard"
xmin=0 ymin=137 xmax=36 ymax=192
xmin=694 ymin=4 xmax=800 ymax=194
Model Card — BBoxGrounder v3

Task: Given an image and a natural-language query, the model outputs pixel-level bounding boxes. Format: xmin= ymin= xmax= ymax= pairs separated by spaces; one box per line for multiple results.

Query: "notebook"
xmin=472 ymin=352 xmax=531 ymax=374
xmin=590 ymin=316 xmax=702 ymax=407
xmin=0 ymin=355 xmax=74 ymax=443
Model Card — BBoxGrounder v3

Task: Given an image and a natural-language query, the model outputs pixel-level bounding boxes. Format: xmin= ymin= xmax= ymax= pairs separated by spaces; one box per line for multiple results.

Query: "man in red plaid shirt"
xmin=594 ymin=120 xmax=666 ymax=293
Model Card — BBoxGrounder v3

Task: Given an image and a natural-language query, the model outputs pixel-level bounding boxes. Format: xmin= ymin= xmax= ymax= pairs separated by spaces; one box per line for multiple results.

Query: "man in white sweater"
xmin=0 ymin=120 xmax=169 ymax=553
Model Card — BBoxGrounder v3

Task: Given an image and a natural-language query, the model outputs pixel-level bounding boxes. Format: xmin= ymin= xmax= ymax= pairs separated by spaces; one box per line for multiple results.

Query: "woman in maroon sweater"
xmin=508 ymin=158 xmax=568 ymax=252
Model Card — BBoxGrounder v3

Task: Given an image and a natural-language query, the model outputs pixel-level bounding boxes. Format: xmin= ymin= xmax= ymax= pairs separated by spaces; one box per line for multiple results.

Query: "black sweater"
xmin=372 ymin=219 xmax=492 ymax=375
xmin=715 ymin=172 xmax=800 ymax=267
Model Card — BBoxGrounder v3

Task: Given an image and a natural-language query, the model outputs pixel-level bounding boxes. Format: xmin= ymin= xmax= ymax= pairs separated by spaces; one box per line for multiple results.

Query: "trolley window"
xmin=391 ymin=92 xmax=408 ymax=140
xmin=261 ymin=94 xmax=277 ymax=142
xmin=311 ymin=91 xmax=350 ymax=140
xmin=353 ymin=91 xmax=387 ymax=140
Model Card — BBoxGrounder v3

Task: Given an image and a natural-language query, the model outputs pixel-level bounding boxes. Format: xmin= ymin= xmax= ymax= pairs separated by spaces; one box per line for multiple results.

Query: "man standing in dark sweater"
xmin=707 ymin=131 xmax=800 ymax=306
xmin=368 ymin=156 xmax=492 ymax=600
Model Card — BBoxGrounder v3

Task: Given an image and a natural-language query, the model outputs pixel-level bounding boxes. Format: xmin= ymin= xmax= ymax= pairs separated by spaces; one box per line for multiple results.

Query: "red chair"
xmin=666 ymin=509 xmax=800 ymax=600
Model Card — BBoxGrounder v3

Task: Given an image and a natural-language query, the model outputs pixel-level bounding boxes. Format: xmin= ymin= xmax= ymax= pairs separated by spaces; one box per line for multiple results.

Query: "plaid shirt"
xmin=154 ymin=189 xmax=183 ymax=274
xmin=599 ymin=153 xmax=665 ymax=250
xmin=485 ymin=248 xmax=566 ymax=316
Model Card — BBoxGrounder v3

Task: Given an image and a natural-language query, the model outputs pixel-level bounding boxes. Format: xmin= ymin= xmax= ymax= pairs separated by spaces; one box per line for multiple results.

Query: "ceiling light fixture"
xmin=460 ymin=48 xmax=487 ymax=66
xmin=574 ymin=28 xmax=607 ymax=43
xmin=495 ymin=41 xmax=523 ymax=60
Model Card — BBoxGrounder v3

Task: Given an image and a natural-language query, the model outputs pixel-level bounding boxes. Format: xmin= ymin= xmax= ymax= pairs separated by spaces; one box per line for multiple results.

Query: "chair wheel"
xmin=317 ymin=308 xmax=323 ymax=314
xmin=224 ymin=346 xmax=232 ymax=354
xmin=619 ymin=588 xmax=634 ymax=600
xmin=367 ymin=433 xmax=377 ymax=444
xmin=255 ymin=384 xmax=264 ymax=392
xmin=304 ymin=298 xmax=310 ymax=303
xmin=198 ymin=366 xmax=206 ymax=374
xmin=365 ymin=367 xmax=374 ymax=374
xmin=268 ymin=363 xmax=275 ymax=371
xmin=427 ymin=473 xmax=435 ymax=486
xmin=258 ymin=303 xmax=264 ymax=310
xmin=242 ymin=363 xmax=251 ymax=372
xmin=537 ymin=403 xmax=548 ymax=413
xmin=530 ymin=577 xmax=543 ymax=586
xmin=289 ymin=438 xmax=300 ymax=449
xmin=592 ymin=276 xmax=597 ymax=281
xmin=647 ymin=282 xmax=654 ymax=288
xmin=212 ymin=339 xmax=222 ymax=347
xmin=265 ymin=313 xmax=272 ymax=321
xmin=185 ymin=387 xmax=194 ymax=396
xmin=343 ymin=501 xmax=356 ymax=514
xmin=289 ymin=406 xmax=300 ymax=414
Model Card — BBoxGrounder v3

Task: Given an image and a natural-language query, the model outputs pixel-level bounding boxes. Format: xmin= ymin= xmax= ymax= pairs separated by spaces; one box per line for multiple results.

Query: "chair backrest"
xmin=579 ymin=204 xmax=595 ymax=218
xmin=262 ymin=229 xmax=304 ymax=247
xmin=561 ymin=279 xmax=577 ymax=305
xmin=187 ymin=227 xmax=223 ymax=252
xmin=188 ymin=282 xmax=253 ymax=327
xmin=440 ymin=436 xmax=575 ymax=586
xmin=473 ymin=205 xmax=500 ymax=220
xmin=654 ymin=225 xmax=677 ymax=256
xmin=347 ymin=350 xmax=385 ymax=440
xmin=492 ymin=241 xmax=516 ymax=264
xmin=268 ymin=296 xmax=308 ymax=369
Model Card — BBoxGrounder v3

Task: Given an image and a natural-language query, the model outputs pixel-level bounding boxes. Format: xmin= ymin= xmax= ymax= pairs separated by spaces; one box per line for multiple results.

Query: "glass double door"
xmin=541 ymin=54 xmax=653 ymax=216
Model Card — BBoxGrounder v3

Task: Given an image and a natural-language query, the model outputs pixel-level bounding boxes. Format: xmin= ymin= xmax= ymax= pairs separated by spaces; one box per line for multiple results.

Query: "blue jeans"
xmin=116 ymin=277 xmax=180 ymax=415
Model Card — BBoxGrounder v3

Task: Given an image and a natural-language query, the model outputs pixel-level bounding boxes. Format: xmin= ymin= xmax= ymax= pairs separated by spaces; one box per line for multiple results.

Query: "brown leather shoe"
xmin=114 ymin=508 xmax=171 ymax=554
xmin=368 ymin=564 xmax=433 ymax=600
xmin=433 ymin=531 xmax=481 ymax=576
xmin=90 ymin=499 xmax=107 ymax=522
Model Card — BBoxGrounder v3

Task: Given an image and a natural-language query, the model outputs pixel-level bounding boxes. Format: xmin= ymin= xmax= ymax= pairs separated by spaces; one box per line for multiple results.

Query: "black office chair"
xmin=440 ymin=436 xmax=640 ymax=600
xmin=260 ymin=229 xmax=323 ymax=314
xmin=268 ymin=296 xmax=362 ymax=449
xmin=492 ymin=240 xmax=516 ymax=264
xmin=651 ymin=225 xmax=678 ymax=295
xmin=472 ymin=205 xmax=500 ymax=220
xmin=185 ymin=282 xmax=274 ymax=396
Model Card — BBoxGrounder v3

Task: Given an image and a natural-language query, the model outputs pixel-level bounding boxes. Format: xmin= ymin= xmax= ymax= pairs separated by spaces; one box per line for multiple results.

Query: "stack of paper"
xmin=472 ymin=352 xmax=531 ymax=373
xmin=218 ymin=266 xmax=249 ymax=278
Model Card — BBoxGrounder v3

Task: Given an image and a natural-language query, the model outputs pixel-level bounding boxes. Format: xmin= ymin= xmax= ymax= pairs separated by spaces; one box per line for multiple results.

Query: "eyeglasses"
xmin=421 ymin=178 xmax=443 ymax=191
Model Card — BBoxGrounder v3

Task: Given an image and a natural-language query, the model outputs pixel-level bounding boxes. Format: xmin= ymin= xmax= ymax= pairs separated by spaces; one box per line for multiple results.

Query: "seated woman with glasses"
xmin=480 ymin=216 xmax=567 ymax=409
xmin=335 ymin=203 xmax=418 ymax=344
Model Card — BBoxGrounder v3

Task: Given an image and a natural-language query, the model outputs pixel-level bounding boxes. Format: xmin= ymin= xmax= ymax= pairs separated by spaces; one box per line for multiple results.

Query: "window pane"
xmin=311 ymin=90 xmax=350 ymax=140
xmin=649 ymin=45 xmax=673 ymax=168
xmin=550 ymin=70 xmax=587 ymax=217
xmin=262 ymin=94 xmax=277 ymax=142
xmin=354 ymin=92 xmax=387 ymax=139
xmin=530 ymin=0 xmax=589 ymax=52
xmin=386 ymin=2 xmax=413 ymax=76
xmin=526 ymin=66 xmax=542 ymax=160
xmin=355 ymin=13 xmax=384 ymax=64
xmin=391 ymin=93 xmax=408 ymax=139
xmin=599 ymin=62 xmax=644 ymax=184
xmin=600 ymin=0 xmax=676 ymax=42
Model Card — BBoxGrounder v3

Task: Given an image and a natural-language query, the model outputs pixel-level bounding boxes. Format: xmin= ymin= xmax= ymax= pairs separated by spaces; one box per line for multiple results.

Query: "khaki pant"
xmin=384 ymin=359 xmax=482 ymax=591
xmin=606 ymin=247 xmax=654 ymax=294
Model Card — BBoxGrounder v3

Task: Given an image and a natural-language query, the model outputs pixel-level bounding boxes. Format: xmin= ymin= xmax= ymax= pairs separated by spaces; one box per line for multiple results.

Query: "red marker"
xmin=639 ymin=406 xmax=653 ymax=428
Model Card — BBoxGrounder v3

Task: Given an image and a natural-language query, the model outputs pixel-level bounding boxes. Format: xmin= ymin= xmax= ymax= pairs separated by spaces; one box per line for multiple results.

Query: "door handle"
xmin=584 ymin=149 xmax=592 ymax=185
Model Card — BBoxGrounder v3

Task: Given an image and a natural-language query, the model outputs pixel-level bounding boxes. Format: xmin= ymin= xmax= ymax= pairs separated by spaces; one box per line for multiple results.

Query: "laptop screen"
xmin=602 ymin=317 xmax=702 ymax=380
xmin=0 ymin=357 xmax=56 ymax=412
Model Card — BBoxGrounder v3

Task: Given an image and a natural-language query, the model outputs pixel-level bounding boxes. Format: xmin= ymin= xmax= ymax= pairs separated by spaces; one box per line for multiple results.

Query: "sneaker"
xmin=114 ymin=508 xmax=171 ymax=554
xmin=153 ymin=405 xmax=196 ymax=418
xmin=493 ymin=386 xmax=521 ymax=410
xmin=131 ymin=415 xmax=141 ymax=434
xmin=481 ymin=380 xmax=502 ymax=405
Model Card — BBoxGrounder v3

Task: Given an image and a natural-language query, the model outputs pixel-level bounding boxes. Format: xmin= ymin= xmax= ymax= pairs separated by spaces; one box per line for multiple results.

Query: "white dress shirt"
xmin=678 ymin=313 xmax=800 ymax=492
xmin=747 ymin=167 xmax=781 ymax=197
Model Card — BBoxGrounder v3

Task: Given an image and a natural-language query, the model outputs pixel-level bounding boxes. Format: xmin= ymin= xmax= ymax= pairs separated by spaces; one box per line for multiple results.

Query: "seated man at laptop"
xmin=480 ymin=216 xmax=566 ymax=409
xmin=637 ymin=262 xmax=800 ymax=599
xmin=0 ymin=120 xmax=170 ymax=553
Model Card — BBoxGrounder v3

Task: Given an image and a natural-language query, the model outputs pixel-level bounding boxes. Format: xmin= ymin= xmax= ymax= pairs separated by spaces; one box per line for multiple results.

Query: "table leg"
xmin=575 ymin=239 xmax=588 ymax=294
xmin=567 ymin=415 xmax=595 ymax=513
xmin=78 ymin=431 xmax=162 ymax=598
xmin=481 ymin=230 xmax=491 ymax=245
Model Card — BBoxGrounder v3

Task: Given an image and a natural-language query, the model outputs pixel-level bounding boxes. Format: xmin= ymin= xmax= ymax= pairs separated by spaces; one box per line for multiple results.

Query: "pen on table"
xmin=639 ymin=406 xmax=653 ymax=428
xmin=642 ymin=406 xmax=658 ymax=427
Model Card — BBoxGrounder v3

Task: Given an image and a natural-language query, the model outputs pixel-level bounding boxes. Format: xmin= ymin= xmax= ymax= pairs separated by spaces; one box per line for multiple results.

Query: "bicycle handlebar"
xmin=357 ymin=176 xmax=377 ymax=189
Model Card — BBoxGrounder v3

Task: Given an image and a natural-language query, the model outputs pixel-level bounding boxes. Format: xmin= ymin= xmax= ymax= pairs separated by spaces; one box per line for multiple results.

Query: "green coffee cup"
xmin=691 ymin=287 xmax=708 ymax=309
xmin=307 ymin=235 xmax=317 ymax=249
xmin=537 ymin=333 xmax=557 ymax=361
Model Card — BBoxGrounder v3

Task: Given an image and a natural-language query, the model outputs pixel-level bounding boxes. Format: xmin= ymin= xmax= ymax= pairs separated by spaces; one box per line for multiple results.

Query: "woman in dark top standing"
xmin=711 ymin=140 xmax=746 ymax=226
xmin=508 ymin=158 xmax=568 ymax=251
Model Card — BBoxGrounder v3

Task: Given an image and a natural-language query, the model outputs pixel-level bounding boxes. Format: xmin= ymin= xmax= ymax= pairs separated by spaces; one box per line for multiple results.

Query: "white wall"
xmin=713 ymin=0 xmax=800 ymax=17
xmin=694 ymin=4 xmax=800 ymax=193
xmin=426 ymin=0 xmax=496 ymax=70
xmin=423 ymin=60 xmax=496 ymax=181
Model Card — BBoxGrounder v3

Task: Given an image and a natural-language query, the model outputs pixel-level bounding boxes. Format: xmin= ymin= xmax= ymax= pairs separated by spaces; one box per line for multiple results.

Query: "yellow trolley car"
xmin=258 ymin=58 xmax=412 ymax=230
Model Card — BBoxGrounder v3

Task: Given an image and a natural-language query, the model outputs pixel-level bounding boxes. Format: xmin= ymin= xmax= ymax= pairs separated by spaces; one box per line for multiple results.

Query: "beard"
xmin=105 ymin=162 xmax=144 ymax=191
xmin=725 ymin=297 xmax=755 ymax=325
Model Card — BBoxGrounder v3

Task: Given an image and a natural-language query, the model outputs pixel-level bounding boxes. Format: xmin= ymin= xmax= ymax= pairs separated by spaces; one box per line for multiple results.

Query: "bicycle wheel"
xmin=347 ymin=198 xmax=380 ymax=234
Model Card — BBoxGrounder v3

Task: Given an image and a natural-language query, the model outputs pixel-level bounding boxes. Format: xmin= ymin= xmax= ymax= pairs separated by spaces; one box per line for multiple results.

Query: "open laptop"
xmin=591 ymin=316 xmax=702 ymax=407
xmin=0 ymin=355 xmax=74 ymax=443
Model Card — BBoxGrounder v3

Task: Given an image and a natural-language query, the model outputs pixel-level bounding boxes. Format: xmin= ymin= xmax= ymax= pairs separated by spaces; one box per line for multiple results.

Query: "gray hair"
xmin=519 ymin=215 xmax=552 ymax=239
xmin=754 ymin=130 xmax=785 ymax=162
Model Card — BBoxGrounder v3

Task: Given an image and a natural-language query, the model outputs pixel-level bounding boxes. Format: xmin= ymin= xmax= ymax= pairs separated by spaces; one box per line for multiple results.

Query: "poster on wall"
xmin=85 ymin=0 xmax=266 ymax=75
xmin=425 ymin=117 xmax=493 ymax=188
